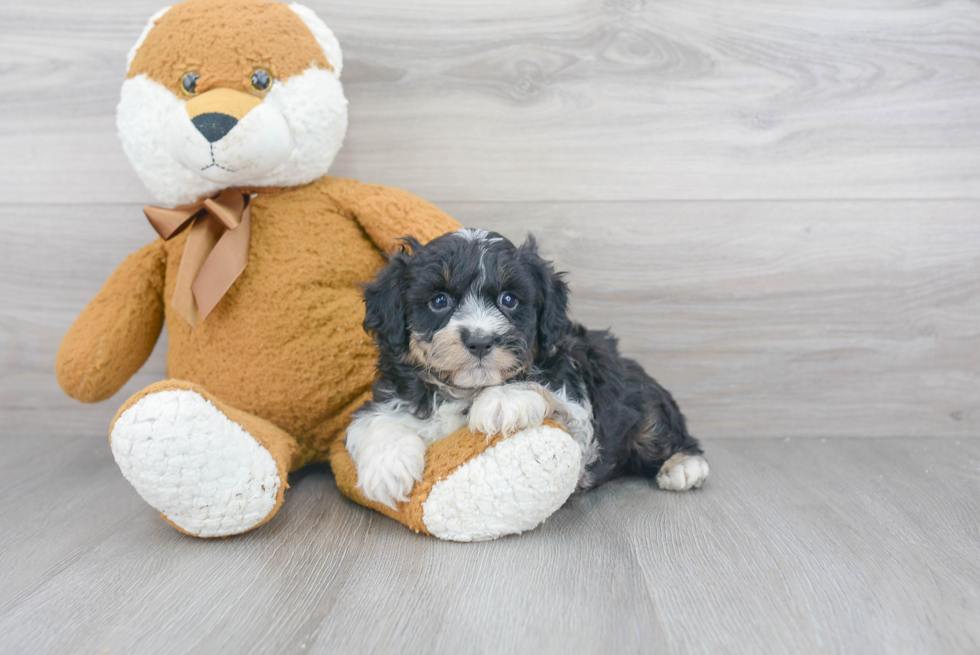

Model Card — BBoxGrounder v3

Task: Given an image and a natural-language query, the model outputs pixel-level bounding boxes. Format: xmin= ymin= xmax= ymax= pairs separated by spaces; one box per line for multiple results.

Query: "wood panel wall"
xmin=1 ymin=0 xmax=977 ymax=438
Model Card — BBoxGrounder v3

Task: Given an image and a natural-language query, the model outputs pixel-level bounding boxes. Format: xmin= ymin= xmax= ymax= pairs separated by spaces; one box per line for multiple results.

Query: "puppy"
xmin=346 ymin=228 xmax=709 ymax=508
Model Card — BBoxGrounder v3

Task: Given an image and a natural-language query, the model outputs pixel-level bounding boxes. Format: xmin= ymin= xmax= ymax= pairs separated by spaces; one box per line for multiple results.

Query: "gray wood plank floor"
xmin=1 ymin=435 xmax=978 ymax=654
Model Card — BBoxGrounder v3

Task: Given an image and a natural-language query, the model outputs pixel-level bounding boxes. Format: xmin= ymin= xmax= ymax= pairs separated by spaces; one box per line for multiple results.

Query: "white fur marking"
xmin=455 ymin=228 xmax=490 ymax=242
xmin=453 ymin=294 xmax=509 ymax=338
xmin=548 ymin=385 xmax=599 ymax=489
xmin=110 ymin=390 xmax=281 ymax=537
xmin=656 ymin=453 xmax=710 ymax=491
xmin=454 ymin=228 xmax=503 ymax=244
xmin=346 ymin=398 xmax=470 ymax=508
xmin=469 ymin=384 xmax=552 ymax=438
xmin=478 ymin=247 xmax=487 ymax=284
xmin=353 ymin=428 xmax=426 ymax=510
xmin=422 ymin=425 xmax=580 ymax=541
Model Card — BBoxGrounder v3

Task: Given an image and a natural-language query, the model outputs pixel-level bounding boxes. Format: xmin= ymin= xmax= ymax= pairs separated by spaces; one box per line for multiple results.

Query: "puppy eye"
xmin=429 ymin=293 xmax=452 ymax=312
xmin=499 ymin=292 xmax=519 ymax=309
xmin=180 ymin=71 xmax=200 ymax=95
xmin=251 ymin=69 xmax=272 ymax=92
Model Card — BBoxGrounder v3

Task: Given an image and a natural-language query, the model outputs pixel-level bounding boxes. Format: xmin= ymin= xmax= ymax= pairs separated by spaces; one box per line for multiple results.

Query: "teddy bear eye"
xmin=251 ymin=69 xmax=272 ymax=92
xmin=180 ymin=71 xmax=199 ymax=95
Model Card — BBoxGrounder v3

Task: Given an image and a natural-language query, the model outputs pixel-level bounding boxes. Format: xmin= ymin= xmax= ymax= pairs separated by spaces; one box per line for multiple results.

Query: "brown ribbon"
xmin=144 ymin=189 xmax=251 ymax=327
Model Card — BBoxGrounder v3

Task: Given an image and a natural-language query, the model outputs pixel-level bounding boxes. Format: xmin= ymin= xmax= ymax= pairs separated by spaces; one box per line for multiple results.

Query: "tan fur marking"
xmin=185 ymin=88 xmax=262 ymax=120
xmin=128 ymin=0 xmax=333 ymax=96
xmin=409 ymin=331 xmax=522 ymax=389
xmin=408 ymin=333 xmax=431 ymax=367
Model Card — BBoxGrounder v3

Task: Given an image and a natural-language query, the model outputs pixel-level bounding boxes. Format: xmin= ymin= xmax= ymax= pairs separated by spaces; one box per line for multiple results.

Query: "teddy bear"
xmin=55 ymin=0 xmax=582 ymax=541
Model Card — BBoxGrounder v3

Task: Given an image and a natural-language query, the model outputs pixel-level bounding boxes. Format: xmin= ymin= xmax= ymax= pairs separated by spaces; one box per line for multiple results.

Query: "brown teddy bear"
xmin=56 ymin=0 xmax=582 ymax=541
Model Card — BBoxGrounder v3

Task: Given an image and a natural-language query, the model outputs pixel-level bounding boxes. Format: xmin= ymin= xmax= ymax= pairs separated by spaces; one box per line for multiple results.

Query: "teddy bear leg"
xmin=331 ymin=421 xmax=582 ymax=541
xmin=110 ymin=380 xmax=300 ymax=538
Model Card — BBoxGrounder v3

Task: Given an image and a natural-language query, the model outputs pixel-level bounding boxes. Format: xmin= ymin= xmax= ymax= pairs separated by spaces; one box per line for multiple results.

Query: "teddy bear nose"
xmin=192 ymin=112 xmax=239 ymax=143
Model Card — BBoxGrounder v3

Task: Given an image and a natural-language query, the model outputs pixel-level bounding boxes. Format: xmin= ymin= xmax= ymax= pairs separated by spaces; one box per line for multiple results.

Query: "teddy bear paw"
xmin=111 ymin=389 xmax=282 ymax=537
xmin=421 ymin=424 xmax=581 ymax=541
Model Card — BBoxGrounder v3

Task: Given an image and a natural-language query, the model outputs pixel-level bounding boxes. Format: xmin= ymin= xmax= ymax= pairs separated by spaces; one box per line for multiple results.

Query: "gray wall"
xmin=2 ymin=0 xmax=978 ymax=438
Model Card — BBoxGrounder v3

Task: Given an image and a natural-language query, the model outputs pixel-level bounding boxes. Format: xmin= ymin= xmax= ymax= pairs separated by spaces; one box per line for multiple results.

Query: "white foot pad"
xmin=422 ymin=425 xmax=580 ymax=542
xmin=111 ymin=390 xmax=281 ymax=537
xmin=656 ymin=453 xmax=710 ymax=491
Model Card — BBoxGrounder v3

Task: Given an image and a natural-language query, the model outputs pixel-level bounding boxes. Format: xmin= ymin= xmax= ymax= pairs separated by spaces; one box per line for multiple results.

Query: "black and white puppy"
xmin=345 ymin=228 xmax=709 ymax=508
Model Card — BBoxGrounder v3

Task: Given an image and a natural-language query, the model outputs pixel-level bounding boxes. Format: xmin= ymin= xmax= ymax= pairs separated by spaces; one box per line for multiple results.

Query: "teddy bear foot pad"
xmin=111 ymin=389 xmax=281 ymax=537
xmin=421 ymin=425 xmax=582 ymax=542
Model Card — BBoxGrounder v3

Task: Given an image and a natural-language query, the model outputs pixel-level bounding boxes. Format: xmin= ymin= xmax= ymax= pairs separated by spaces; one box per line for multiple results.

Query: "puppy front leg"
xmin=346 ymin=408 xmax=427 ymax=509
xmin=469 ymin=383 xmax=554 ymax=439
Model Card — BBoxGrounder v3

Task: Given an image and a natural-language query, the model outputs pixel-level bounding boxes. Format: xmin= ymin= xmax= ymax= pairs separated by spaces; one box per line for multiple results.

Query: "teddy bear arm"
xmin=56 ymin=239 xmax=167 ymax=403
xmin=342 ymin=180 xmax=461 ymax=252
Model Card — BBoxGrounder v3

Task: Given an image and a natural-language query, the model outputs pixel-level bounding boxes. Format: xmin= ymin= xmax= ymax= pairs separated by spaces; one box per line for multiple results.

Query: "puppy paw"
xmin=355 ymin=435 xmax=426 ymax=509
xmin=657 ymin=453 xmax=709 ymax=491
xmin=469 ymin=385 xmax=551 ymax=439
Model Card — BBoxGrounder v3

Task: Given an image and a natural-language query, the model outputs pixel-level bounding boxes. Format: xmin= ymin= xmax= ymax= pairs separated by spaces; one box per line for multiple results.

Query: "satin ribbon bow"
xmin=144 ymin=189 xmax=252 ymax=327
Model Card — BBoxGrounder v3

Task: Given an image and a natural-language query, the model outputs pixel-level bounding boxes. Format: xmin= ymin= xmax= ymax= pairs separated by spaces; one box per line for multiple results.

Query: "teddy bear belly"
xmin=158 ymin=188 xmax=389 ymax=454
xmin=164 ymin=284 xmax=378 ymax=452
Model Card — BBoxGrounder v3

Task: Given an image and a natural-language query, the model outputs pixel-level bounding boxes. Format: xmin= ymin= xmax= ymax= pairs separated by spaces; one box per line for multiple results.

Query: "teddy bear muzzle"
xmin=168 ymin=86 xmax=294 ymax=184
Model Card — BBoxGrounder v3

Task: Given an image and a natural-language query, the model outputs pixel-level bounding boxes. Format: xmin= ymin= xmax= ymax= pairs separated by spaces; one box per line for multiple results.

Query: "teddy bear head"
xmin=118 ymin=0 xmax=347 ymax=207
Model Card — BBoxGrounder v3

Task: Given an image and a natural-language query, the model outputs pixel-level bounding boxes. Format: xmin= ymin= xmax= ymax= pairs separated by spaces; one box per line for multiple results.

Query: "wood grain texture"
xmin=1 ymin=435 xmax=978 ymax=654
xmin=1 ymin=0 xmax=979 ymax=203
xmin=453 ymin=200 xmax=980 ymax=439
xmin=5 ymin=201 xmax=977 ymax=439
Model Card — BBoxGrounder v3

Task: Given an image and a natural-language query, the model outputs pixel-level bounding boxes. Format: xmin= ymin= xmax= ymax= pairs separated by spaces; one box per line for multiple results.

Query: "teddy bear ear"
xmin=287 ymin=3 xmax=344 ymax=78
xmin=127 ymin=5 xmax=172 ymax=72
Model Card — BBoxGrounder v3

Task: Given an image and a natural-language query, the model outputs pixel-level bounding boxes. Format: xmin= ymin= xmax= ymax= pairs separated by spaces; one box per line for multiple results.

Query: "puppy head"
xmin=363 ymin=229 xmax=571 ymax=390
xmin=118 ymin=0 xmax=347 ymax=206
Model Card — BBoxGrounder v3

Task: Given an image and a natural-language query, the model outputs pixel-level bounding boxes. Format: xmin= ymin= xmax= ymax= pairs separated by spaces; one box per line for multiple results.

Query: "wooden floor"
xmin=0 ymin=435 xmax=978 ymax=654
xmin=2 ymin=0 xmax=979 ymax=652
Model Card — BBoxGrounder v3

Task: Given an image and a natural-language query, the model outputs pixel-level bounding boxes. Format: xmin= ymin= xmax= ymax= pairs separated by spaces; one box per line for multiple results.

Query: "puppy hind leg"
xmin=628 ymin=395 xmax=708 ymax=492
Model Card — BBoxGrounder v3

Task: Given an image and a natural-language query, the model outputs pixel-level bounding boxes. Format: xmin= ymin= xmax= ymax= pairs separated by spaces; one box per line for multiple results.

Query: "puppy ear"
xmin=363 ymin=247 xmax=412 ymax=357
xmin=520 ymin=234 xmax=571 ymax=356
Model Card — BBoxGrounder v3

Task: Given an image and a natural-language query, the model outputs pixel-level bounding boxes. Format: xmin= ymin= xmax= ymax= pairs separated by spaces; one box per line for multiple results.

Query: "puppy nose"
xmin=463 ymin=333 xmax=494 ymax=359
xmin=192 ymin=113 xmax=238 ymax=142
